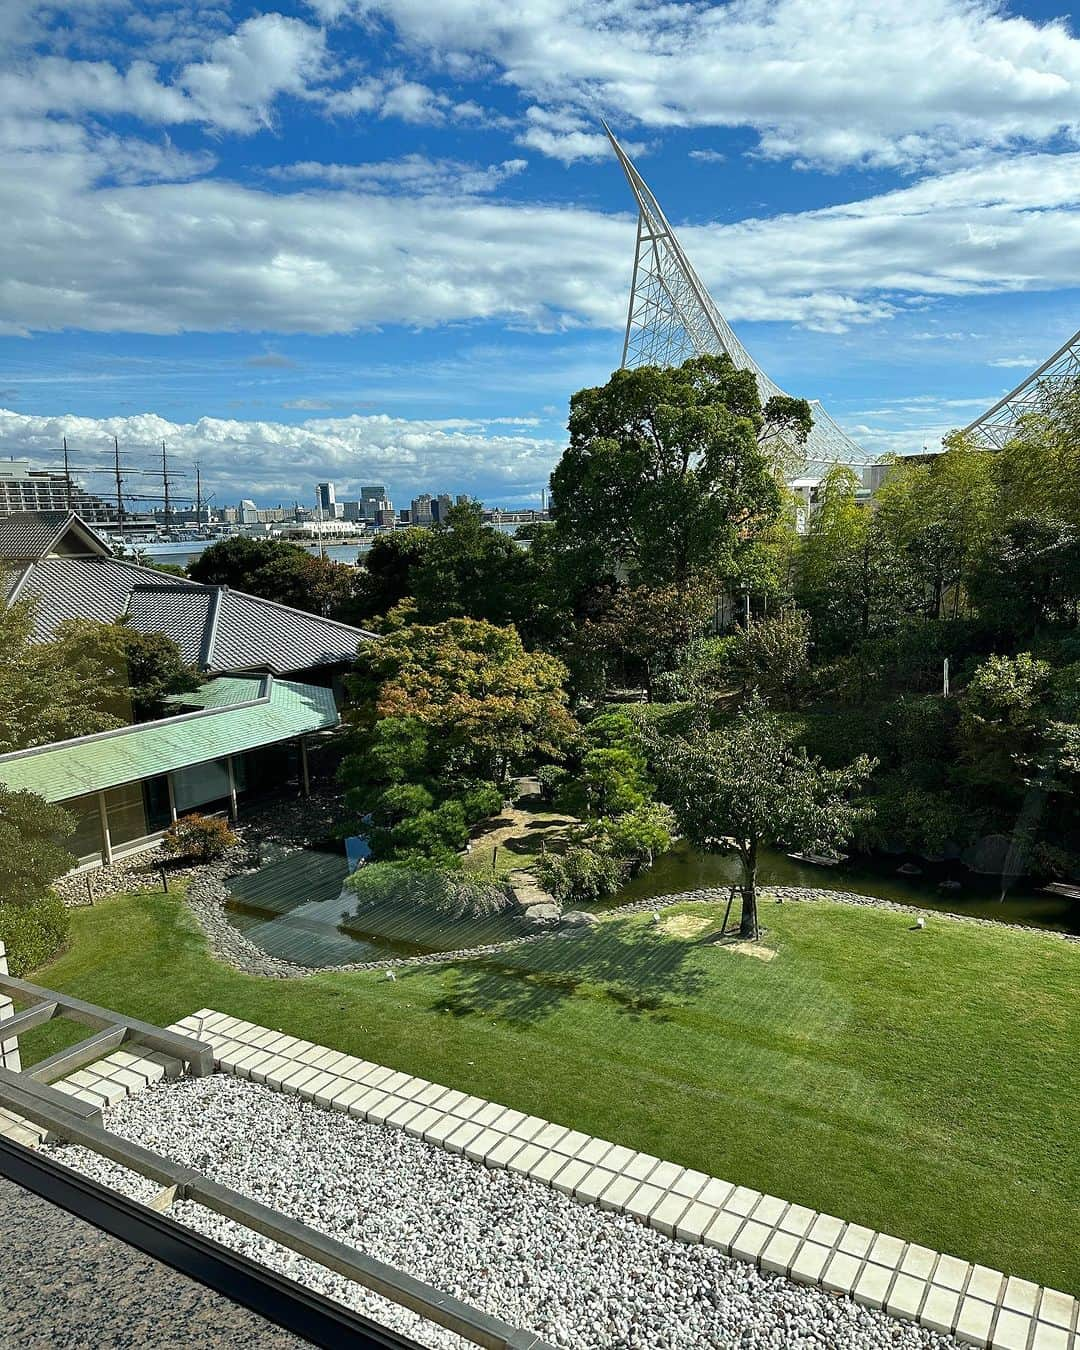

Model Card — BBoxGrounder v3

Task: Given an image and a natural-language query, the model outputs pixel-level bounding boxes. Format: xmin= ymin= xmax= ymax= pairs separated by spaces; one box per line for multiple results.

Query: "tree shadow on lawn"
xmin=405 ymin=916 xmax=712 ymax=1028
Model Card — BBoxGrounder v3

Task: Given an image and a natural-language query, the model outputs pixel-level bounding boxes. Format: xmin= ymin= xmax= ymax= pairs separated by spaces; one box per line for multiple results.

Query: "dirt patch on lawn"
xmin=721 ymin=940 xmax=777 ymax=963
xmin=660 ymin=914 xmax=714 ymax=940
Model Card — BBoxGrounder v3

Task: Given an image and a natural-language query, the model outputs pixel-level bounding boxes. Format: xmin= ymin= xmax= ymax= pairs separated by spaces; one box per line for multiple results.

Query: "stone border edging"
xmin=168 ymin=1007 xmax=1079 ymax=1350
xmin=184 ymin=879 xmax=1079 ymax=981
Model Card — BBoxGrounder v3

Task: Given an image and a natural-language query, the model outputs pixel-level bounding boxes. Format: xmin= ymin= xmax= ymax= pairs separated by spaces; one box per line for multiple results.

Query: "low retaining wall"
xmin=169 ymin=1007 xmax=1077 ymax=1350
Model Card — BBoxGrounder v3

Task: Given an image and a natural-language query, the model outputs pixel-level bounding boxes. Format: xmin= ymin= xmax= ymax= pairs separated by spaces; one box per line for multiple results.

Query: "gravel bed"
xmin=48 ymin=1075 xmax=957 ymax=1350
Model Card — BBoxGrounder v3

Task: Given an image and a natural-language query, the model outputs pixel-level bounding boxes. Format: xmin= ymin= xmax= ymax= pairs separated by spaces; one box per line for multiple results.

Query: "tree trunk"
xmin=739 ymin=843 xmax=759 ymax=939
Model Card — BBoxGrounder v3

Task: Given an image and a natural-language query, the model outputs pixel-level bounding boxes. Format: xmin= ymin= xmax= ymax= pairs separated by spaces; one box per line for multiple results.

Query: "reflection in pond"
xmin=224 ymin=837 xmax=1080 ymax=971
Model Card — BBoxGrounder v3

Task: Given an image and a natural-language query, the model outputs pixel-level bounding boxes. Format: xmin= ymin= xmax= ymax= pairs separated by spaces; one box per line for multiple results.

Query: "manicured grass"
xmin=463 ymin=800 xmax=578 ymax=879
xmin=24 ymin=888 xmax=1080 ymax=1294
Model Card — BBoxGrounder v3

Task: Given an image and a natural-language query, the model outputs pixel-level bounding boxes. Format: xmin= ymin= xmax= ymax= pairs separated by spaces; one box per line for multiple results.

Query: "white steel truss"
xmin=605 ymin=122 xmax=868 ymax=470
xmin=961 ymin=329 xmax=1080 ymax=449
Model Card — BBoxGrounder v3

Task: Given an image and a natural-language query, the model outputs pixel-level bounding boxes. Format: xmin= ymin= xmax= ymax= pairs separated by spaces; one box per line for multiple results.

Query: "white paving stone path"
xmin=3 ymin=1007 xmax=1076 ymax=1350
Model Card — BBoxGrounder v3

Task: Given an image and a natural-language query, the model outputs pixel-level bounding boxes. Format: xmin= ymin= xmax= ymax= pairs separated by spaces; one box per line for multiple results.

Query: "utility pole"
xmin=113 ymin=436 xmax=125 ymax=533
xmin=62 ymin=437 xmax=72 ymax=511
xmin=195 ymin=463 xmax=202 ymax=529
xmin=161 ymin=440 xmax=171 ymax=527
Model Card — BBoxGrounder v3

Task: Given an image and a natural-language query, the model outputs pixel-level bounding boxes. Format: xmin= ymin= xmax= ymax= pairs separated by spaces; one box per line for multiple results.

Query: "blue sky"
xmin=2 ymin=0 xmax=1080 ymax=509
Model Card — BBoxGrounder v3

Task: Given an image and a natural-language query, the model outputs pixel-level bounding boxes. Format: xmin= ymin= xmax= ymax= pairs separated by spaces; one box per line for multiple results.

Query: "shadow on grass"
xmin=405 ymin=915 xmax=713 ymax=1028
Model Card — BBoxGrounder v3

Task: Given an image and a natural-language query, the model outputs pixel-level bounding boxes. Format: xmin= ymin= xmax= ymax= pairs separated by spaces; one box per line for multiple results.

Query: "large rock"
xmin=507 ymin=871 xmax=555 ymax=911
xmin=561 ymin=910 xmax=601 ymax=928
xmin=524 ymin=902 xmax=561 ymax=924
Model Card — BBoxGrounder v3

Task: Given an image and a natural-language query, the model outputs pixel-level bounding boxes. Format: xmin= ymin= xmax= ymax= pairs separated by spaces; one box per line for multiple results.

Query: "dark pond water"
xmin=224 ymin=838 xmax=1080 ymax=970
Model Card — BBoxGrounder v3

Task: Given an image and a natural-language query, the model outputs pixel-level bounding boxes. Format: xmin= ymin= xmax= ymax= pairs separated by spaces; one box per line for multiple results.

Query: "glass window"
xmin=104 ymin=782 xmax=148 ymax=848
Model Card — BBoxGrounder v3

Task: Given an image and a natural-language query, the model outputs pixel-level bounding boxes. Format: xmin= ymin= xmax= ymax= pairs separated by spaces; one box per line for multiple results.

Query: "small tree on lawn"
xmin=0 ymin=787 xmax=75 ymax=908
xmin=656 ymin=700 xmax=874 ymax=938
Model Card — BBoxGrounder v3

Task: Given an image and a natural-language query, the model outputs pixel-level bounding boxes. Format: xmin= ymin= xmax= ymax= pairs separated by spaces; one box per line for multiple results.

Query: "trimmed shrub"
xmin=461 ymin=782 xmax=504 ymax=824
xmin=347 ymin=860 xmax=509 ymax=919
xmin=536 ymin=764 xmax=570 ymax=804
xmin=535 ymin=844 xmax=625 ymax=905
xmin=597 ymin=802 xmax=677 ymax=874
xmin=0 ymin=892 xmax=70 ymax=975
xmin=162 ymin=813 xmax=237 ymax=863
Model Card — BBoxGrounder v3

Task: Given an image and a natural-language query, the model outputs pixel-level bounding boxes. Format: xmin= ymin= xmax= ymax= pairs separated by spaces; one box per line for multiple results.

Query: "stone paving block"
xmin=297 ymin=1071 xmax=343 ymax=1104
xmin=1003 ymin=1277 xmax=1041 ymax=1315
xmin=647 ymin=1159 xmax=684 ymax=1190
xmin=365 ymin=1094 xmax=410 ymax=1125
xmin=601 ymin=1144 xmax=636 ymax=1173
xmin=702 ymin=1209 xmax=744 ymax=1254
xmin=1032 ymin=1323 xmax=1071 ymax=1350
xmin=384 ymin=1099 xmax=426 ymax=1130
xmin=526 ymin=1150 xmax=567 ymax=1185
xmin=249 ymin=1055 xmax=294 ymax=1086
xmin=649 ymin=1191 xmax=693 ymax=1238
xmin=886 ymin=1273 xmax=928 ymax=1320
xmin=379 ymin=1071 xmax=415 ymax=1096
xmin=507 ymin=1143 xmax=546 ymax=1175
xmin=900 ymin=1244 xmax=938 ymax=1280
xmin=277 ymin=1064 xmax=321 ymax=1095
xmin=358 ymin=1065 xmax=399 ymax=1090
xmin=965 ymin=1266 xmax=1005 ymax=1305
xmin=395 ymin=1077 xmax=434 ymax=1102
xmin=622 ymin=1152 xmax=661 ymax=1182
xmin=490 ymin=1107 xmax=526 ymax=1134
xmin=728 ymin=1218 xmax=772 ymax=1262
xmin=625 ymin=1182 xmax=668 ymax=1222
xmin=469 ymin=1100 xmax=508 ymax=1129
xmin=788 ymin=1240 xmax=832 ymax=1286
xmin=1038 ymin=1290 xmax=1077 ymax=1330
xmin=483 ymin=1135 xmax=526 ymax=1169
xmin=671 ymin=1168 xmax=709 ymax=1200
xmin=992 ymin=1309 xmax=1035 ymax=1350
xmin=751 ymin=1194 xmax=788 ymax=1227
xmin=955 ymin=1296 xmax=996 ymax=1347
xmin=551 ymin=1158 xmax=591 ymax=1195
xmin=513 ymin=1115 xmax=550 ymax=1142
xmin=597 ymin=1174 xmax=639 ymax=1212
xmin=807 ymin=1212 xmax=844 ymax=1246
xmin=724 ymin=1185 xmax=763 ymax=1217
xmin=402 ymin=1106 xmax=444 ymax=1139
xmin=838 ymin=1222 xmax=875 ymax=1258
xmin=934 ymin=1253 xmax=973 ymax=1292
xmin=673 ymin=1200 xmax=719 ymax=1243
xmin=696 ymin=1177 xmax=735 ymax=1210
xmin=530 ymin=1121 xmax=571 ymax=1151
xmin=443 ymin=1120 xmax=484 ymax=1154
xmin=853 ymin=1260 xmax=894 ymax=1308
xmin=304 ymin=1047 xmax=343 ymax=1069
xmin=822 ymin=1250 xmax=864 ymax=1297
xmin=552 ymin=1127 xmax=590 ymax=1156
xmin=329 ymin=1081 xmax=370 ymax=1111
xmin=574 ymin=1167 xmax=618 ymax=1205
xmin=920 ymin=1285 xmax=961 ymax=1335
xmin=869 ymin=1233 xmax=906 ymax=1269
xmin=576 ymin=1136 xmax=614 ymax=1167
xmin=464 ymin=1128 xmax=506 ymax=1163
xmin=760 ymin=1229 xmax=800 ymax=1276
xmin=311 ymin=1074 xmax=351 ymax=1107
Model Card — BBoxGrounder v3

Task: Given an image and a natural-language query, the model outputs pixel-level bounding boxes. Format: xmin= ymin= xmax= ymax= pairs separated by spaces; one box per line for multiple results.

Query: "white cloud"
xmin=1 ymin=13 xmax=327 ymax=134
xmin=988 ymin=355 xmax=1040 ymax=368
xmin=689 ymin=149 xmax=726 ymax=164
xmin=0 ymin=407 xmax=562 ymax=503
xmin=4 ymin=123 xmax=1080 ymax=339
xmin=334 ymin=0 xmax=1080 ymax=169
xmin=271 ymin=154 xmax=527 ymax=195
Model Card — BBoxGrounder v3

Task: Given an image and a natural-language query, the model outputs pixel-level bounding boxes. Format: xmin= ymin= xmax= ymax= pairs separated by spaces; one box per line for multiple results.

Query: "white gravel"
xmin=47 ymin=1075 xmax=958 ymax=1350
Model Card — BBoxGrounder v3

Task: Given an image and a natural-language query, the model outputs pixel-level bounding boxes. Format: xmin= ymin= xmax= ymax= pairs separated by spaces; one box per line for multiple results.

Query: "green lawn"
xmin=22 ymin=888 xmax=1080 ymax=1294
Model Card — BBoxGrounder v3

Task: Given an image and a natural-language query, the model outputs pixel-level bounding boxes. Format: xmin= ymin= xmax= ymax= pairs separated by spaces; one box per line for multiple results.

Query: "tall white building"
xmin=0 ymin=460 xmax=114 ymax=524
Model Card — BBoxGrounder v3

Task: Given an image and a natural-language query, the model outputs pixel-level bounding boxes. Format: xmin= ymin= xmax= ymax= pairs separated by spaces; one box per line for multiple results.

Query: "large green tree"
xmin=550 ymin=354 xmax=801 ymax=591
xmin=51 ymin=619 xmax=201 ymax=721
xmin=0 ymin=787 xmax=75 ymax=908
xmin=409 ymin=502 xmax=536 ymax=628
xmin=189 ymin=536 xmax=359 ymax=618
xmin=656 ymin=701 xmax=874 ymax=937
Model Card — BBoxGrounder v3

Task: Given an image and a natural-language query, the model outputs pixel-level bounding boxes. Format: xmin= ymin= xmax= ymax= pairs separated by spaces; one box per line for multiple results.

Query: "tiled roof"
xmin=8 ymin=554 xmax=375 ymax=674
xmin=0 ymin=512 xmax=76 ymax=562
xmin=0 ymin=676 xmax=339 ymax=803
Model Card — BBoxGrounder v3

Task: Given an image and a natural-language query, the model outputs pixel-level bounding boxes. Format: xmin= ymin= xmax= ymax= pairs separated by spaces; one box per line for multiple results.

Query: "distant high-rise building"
xmin=375 ymin=507 xmax=396 ymax=527
xmin=0 ymin=460 xmax=115 ymax=524
xmin=455 ymin=494 xmax=470 ymax=506
xmin=360 ymin=485 xmax=388 ymax=518
xmin=340 ymin=500 xmax=362 ymax=522
xmin=410 ymin=493 xmax=433 ymax=525
xmin=238 ymin=499 xmax=259 ymax=524
xmin=316 ymin=482 xmax=337 ymax=517
xmin=398 ymin=507 xmax=411 ymax=524
xmin=431 ymin=493 xmax=453 ymax=524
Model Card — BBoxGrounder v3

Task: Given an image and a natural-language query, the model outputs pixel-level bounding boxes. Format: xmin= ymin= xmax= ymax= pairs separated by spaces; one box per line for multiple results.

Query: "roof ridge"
xmin=201 ymin=585 xmax=225 ymax=669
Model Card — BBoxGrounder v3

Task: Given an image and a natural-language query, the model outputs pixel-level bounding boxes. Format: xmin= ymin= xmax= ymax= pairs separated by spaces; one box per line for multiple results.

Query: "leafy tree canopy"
xmin=655 ymin=700 xmax=874 ymax=936
xmin=0 ymin=786 xmax=75 ymax=908
xmin=550 ymin=354 xmax=794 ymax=590
xmin=51 ymin=618 xmax=201 ymax=721
xmin=188 ymin=535 xmax=359 ymax=618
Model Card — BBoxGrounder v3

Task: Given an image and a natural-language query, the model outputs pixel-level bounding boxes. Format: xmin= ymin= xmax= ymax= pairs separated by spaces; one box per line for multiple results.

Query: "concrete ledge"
xmin=168 ymin=1007 xmax=1078 ymax=1350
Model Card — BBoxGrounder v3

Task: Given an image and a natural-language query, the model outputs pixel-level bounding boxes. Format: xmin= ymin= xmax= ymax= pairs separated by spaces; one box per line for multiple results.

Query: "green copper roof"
xmin=0 ymin=676 xmax=339 ymax=803
xmin=164 ymin=677 xmax=264 ymax=709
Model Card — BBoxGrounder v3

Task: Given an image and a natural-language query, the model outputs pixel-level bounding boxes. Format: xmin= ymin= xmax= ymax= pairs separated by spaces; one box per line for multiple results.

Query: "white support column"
xmin=226 ymin=757 xmax=238 ymax=820
xmin=166 ymin=773 xmax=178 ymax=823
xmin=97 ymin=790 xmax=113 ymax=866
xmin=0 ymin=942 xmax=20 ymax=1071
xmin=299 ymin=737 xmax=311 ymax=798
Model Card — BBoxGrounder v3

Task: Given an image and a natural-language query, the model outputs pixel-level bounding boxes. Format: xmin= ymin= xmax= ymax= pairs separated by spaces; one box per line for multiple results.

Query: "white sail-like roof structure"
xmin=961 ymin=329 xmax=1080 ymax=449
xmin=605 ymin=124 xmax=867 ymax=469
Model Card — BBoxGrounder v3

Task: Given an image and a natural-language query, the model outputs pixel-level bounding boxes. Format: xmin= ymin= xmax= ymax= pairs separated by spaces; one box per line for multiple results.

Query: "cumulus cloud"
xmin=0 ymin=407 xmax=562 ymax=504
xmin=2 ymin=13 xmax=327 ymax=134
xmin=331 ymin=0 xmax=1080 ymax=170
xmin=4 ymin=130 xmax=1080 ymax=339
